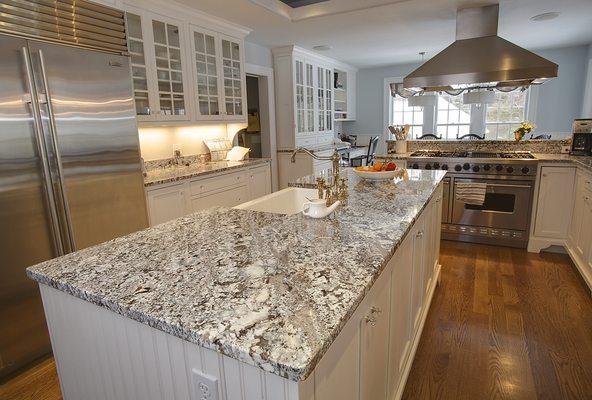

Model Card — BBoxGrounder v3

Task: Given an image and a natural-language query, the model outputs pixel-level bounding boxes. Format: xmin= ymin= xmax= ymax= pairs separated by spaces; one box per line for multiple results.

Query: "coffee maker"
xmin=571 ymin=119 xmax=592 ymax=155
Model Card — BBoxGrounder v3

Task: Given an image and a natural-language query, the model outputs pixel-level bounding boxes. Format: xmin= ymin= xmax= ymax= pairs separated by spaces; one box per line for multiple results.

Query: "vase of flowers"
xmin=514 ymin=121 xmax=536 ymax=141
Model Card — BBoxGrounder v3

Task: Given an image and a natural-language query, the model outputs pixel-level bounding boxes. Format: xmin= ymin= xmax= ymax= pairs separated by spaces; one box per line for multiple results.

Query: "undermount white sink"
xmin=234 ymin=187 xmax=319 ymax=215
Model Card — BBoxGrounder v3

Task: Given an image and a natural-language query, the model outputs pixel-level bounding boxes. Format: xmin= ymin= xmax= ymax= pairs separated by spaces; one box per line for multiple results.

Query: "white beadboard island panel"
xmin=40 ymin=284 xmax=300 ymax=400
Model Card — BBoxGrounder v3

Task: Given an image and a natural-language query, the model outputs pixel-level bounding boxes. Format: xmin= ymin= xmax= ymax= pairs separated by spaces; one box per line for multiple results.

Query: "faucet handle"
xmin=316 ymin=177 xmax=326 ymax=199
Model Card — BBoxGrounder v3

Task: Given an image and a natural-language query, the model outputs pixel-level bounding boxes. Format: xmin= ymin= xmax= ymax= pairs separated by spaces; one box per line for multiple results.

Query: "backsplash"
xmin=387 ymin=139 xmax=570 ymax=154
xmin=144 ymin=154 xmax=211 ymax=171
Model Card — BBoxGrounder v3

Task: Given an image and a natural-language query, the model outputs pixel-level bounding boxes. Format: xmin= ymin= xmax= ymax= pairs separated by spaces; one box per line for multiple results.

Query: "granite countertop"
xmin=27 ymin=168 xmax=445 ymax=381
xmin=144 ymin=158 xmax=271 ymax=187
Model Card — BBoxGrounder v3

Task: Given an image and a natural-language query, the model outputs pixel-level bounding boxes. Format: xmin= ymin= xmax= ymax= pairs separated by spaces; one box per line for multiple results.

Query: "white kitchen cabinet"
xmin=146 ymin=183 xmax=187 ymax=225
xmin=410 ymin=212 xmax=426 ymax=332
xmin=533 ymin=166 xmax=576 ymax=239
xmin=566 ymin=169 xmax=592 ymax=290
xmin=121 ymin=0 xmax=248 ymax=124
xmin=146 ymin=162 xmax=271 ymax=226
xmin=189 ymin=185 xmax=249 ymax=212
xmin=123 ymin=6 xmax=192 ymax=122
xmin=273 ymin=46 xmax=357 ymax=151
xmin=248 ymin=165 xmax=272 ymax=200
xmin=359 ymin=267 xmax=391 ymax=400
xmin=188 ymin=27 xmax=247 ymax=120
xmin=387 ymin=235 xmax=413 ymax=395
xmin=334 ymin=66 xmax=357 ymax=121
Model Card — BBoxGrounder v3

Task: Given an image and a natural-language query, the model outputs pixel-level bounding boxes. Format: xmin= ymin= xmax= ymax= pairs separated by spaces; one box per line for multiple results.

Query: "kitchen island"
xmin=27 ymin=168 xmax=445 ymax=400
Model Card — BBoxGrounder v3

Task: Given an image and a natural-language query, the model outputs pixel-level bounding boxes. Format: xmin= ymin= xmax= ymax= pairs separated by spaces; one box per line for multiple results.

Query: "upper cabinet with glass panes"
xmin=121 ymin=2 xmax=249 ymax=124
xmin=189 ymin=28 xmax=247 ymax=120
xmin=272 ymin=46 xmax=357 ymax=150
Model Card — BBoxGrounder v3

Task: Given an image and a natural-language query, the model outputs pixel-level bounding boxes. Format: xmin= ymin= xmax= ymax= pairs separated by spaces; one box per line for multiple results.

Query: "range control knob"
xmin=425 ymin=164 xmax=432 ymax=170
xmin=463 ymin=163 xmax=471 ymax=171
xmin=506 ymin=166 xmax=514 ymax=173
xmin=455 ymin=164 xmax=462 ymax=172
xmin=483 ymin=164 xmax=491 ymax=171
xmin=521 ymin=167 xmax=530 ymax=174
xmin=472 ymin=165 xmax=480 ymax=172
xmin=442 ymin=164 xmax=449 ymax=170
xmin=495 ymin=165 xmax=503 ymax=172
xmin=412 ymin=163 xmax=419 ymax=169
xmin=433 ymin=162 xmax=440 ymax=169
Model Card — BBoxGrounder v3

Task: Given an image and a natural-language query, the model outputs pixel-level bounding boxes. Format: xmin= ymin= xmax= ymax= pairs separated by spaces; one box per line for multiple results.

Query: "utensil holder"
xmin=395 ymin=140 xmax=407 ymax=154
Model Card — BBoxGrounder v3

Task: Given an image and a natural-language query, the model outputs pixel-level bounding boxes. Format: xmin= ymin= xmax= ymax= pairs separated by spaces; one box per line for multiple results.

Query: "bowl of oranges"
xmin=353 ymin=162 xmax=399 ymax=180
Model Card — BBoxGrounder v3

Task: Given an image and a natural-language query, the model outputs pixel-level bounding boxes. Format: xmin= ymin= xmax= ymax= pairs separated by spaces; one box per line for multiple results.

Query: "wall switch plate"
xmin=192 ymin=369 xmax=219 ymax=400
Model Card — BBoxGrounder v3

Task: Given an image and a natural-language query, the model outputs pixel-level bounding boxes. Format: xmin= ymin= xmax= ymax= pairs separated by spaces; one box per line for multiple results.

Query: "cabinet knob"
xmin=416 ymin=231 xmax=424 ymax=238
xmin=370 ymin=306 xmax=382 ymax=314
xmin=364 ymin=315 xmax=377 ymax=326
xmin=542 ymin=173 xmax=547 ymax=177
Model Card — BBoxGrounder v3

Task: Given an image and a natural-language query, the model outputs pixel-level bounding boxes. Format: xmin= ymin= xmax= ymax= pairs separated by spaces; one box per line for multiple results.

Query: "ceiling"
xmin=177 ymin=0 xmax=592 ymax=68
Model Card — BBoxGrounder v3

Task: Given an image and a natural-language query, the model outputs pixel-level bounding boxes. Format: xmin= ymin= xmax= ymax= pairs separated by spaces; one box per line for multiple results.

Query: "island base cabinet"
xmin=39 ymin=182 xmax=443 ymax=400
xmin=38 ymin=284 xmax=300 ymax=400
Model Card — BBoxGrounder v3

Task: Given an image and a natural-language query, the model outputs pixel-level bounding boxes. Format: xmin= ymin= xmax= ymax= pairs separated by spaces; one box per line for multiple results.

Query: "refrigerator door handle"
xmin=37 ymin=49 xmax=77 ymax=252
xmin=21 ymin=46 xmax=65 ymax=256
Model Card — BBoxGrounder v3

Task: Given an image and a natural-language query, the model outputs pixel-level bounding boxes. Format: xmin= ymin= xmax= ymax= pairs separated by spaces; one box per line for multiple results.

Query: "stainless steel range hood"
xmin=403 ymin=4 xmax=558 ymax=92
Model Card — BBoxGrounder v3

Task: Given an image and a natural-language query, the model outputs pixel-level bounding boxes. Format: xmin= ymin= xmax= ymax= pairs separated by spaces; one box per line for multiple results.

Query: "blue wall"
xmin=343 ymin=44 xmax=591 ymax=139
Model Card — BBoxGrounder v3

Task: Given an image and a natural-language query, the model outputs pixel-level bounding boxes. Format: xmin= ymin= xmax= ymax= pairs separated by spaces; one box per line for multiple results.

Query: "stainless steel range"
xmin=408 ymin=150 xmax=538 ymax=248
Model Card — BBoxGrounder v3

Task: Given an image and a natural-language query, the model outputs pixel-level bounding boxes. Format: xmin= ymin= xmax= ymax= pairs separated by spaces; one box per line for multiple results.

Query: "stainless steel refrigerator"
xmin=0 ymin=33 xmax=149 ymax=378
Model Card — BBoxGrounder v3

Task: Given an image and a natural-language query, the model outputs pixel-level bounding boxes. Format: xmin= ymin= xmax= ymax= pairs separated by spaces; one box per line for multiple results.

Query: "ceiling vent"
xmin=279 ymin=0 xmax=328 ymax=8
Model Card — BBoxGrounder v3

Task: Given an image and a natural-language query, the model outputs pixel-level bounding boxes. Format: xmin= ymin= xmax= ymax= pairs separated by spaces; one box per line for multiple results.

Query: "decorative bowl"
xmin=353 ymin=169 xmax=399 ymax=180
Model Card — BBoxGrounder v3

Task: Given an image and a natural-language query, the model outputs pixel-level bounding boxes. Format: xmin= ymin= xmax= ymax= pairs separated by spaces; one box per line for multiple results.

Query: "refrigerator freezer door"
xmin=28 ymin=41 xmax=149 ymax=251
xmin=0 ymin=35 xmax=54 ymax=378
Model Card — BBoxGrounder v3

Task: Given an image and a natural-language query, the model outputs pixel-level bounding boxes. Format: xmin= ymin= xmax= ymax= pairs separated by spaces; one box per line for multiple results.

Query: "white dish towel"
xmin=455 ymin=182 xmax=487 ymax=206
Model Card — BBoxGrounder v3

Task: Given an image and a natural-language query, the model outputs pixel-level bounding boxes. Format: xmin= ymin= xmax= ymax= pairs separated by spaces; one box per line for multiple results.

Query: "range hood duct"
xmin=403 ymin=4 xmax=558 ymax=92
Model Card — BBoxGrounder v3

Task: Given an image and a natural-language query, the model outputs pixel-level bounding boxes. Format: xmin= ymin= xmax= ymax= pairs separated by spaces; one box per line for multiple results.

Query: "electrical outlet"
xmin=192 ymin=369 xmax=219 ymax=400
xmin=173 ymin=143 xmax=182 ymax=155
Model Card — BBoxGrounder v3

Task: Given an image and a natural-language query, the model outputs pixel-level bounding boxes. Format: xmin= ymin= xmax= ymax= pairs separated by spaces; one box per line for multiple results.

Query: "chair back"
xmin=366 ymin=136 xmax=380 ymax=165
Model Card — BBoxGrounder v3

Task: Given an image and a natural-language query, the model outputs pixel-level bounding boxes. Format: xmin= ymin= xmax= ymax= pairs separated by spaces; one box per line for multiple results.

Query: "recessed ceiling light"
xmin=530 ymin=12 xmax=560 ymax=22
xmin=313 ymin=45 xmax=332 ymax=51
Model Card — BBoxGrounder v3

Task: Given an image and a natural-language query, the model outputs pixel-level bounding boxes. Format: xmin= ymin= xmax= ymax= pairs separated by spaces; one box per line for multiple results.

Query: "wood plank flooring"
xmin=0 ymin=356 xmax=61 ymax=400
xmin=403 ymin=241 xmax=592 ymax=400
xmin=1 ymin=241 xmax=591 ymax=400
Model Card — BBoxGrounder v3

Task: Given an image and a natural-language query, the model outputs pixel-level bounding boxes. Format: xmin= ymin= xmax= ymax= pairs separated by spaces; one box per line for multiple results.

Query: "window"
xmin=386 ymin=77 xmax=531 ymax=140
xmin=485 ymin=90 xmax=527 ymax=140
xmin=391 ymin=95 xmax=424 ymax=138
xmin=436 ymin=93 xmax=472 ymax=139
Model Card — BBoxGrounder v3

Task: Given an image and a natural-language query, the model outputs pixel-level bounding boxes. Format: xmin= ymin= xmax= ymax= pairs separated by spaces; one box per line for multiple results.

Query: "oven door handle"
xmin=485 ymin=183 xmax=532 ymax=190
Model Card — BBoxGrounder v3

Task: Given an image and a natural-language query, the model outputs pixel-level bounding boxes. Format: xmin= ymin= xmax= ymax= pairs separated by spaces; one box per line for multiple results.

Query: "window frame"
xmin=384 ymin=76 xmax=538 ymax=140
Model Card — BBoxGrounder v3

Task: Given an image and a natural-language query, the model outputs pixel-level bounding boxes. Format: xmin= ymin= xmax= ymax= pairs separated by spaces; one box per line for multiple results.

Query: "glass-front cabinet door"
xmin=125 ymin=11 xmax=152 ymax=118
xmin=317 ymin=65 xmax=327 ymax=133
xmin=305 ymin=61 xmax=315 ymax=134
xmin=294 ymin=59 xmax=305 ymax=134
xmin=324 ymin=67 xmax=333 ymax=132
xmin=191 ymin=27 xmax=220 ymax=118
xmin=151 ymin=18 xmax=188 ymax=119
xmin=220 ymin=36 xmax=245 ymax=118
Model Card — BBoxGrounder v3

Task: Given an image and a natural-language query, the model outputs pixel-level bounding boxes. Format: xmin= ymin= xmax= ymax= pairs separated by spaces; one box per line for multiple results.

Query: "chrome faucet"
xmin=291 ymin=147 xmax=347 ymax=205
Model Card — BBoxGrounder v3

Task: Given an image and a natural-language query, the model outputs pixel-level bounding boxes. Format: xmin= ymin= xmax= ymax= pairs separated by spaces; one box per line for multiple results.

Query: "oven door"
xmin=452 ymin=178 xmax=533 ymax=231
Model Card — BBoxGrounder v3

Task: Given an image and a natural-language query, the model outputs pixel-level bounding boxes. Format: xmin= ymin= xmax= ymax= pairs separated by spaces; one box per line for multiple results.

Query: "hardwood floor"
xmin=0 ymin=356 xmax=61 ymax=400
xmin=2 ymin=241 xmax=591 ymax=400
xmin=403 ymin=240 xmax=592 ymax=400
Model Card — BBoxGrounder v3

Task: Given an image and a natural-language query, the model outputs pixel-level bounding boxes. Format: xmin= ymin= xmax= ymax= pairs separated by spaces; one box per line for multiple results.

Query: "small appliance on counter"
xmin=570 ymin=119 xmax=592 ymax=155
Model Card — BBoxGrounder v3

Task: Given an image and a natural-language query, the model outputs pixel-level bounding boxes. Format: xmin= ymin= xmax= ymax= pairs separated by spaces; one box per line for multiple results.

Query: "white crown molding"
xmin=272 ymin=45 xmax=357 ymax=71
xmin=120 ymin=0 xmax=252 ymax=38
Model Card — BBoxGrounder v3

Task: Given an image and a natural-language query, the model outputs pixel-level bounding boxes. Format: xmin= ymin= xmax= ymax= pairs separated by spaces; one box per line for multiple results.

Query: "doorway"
xmin=244 ymin=64 xmax=278 ymax=191
xmin=239 ymin=75 xmax=263 ymax=158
